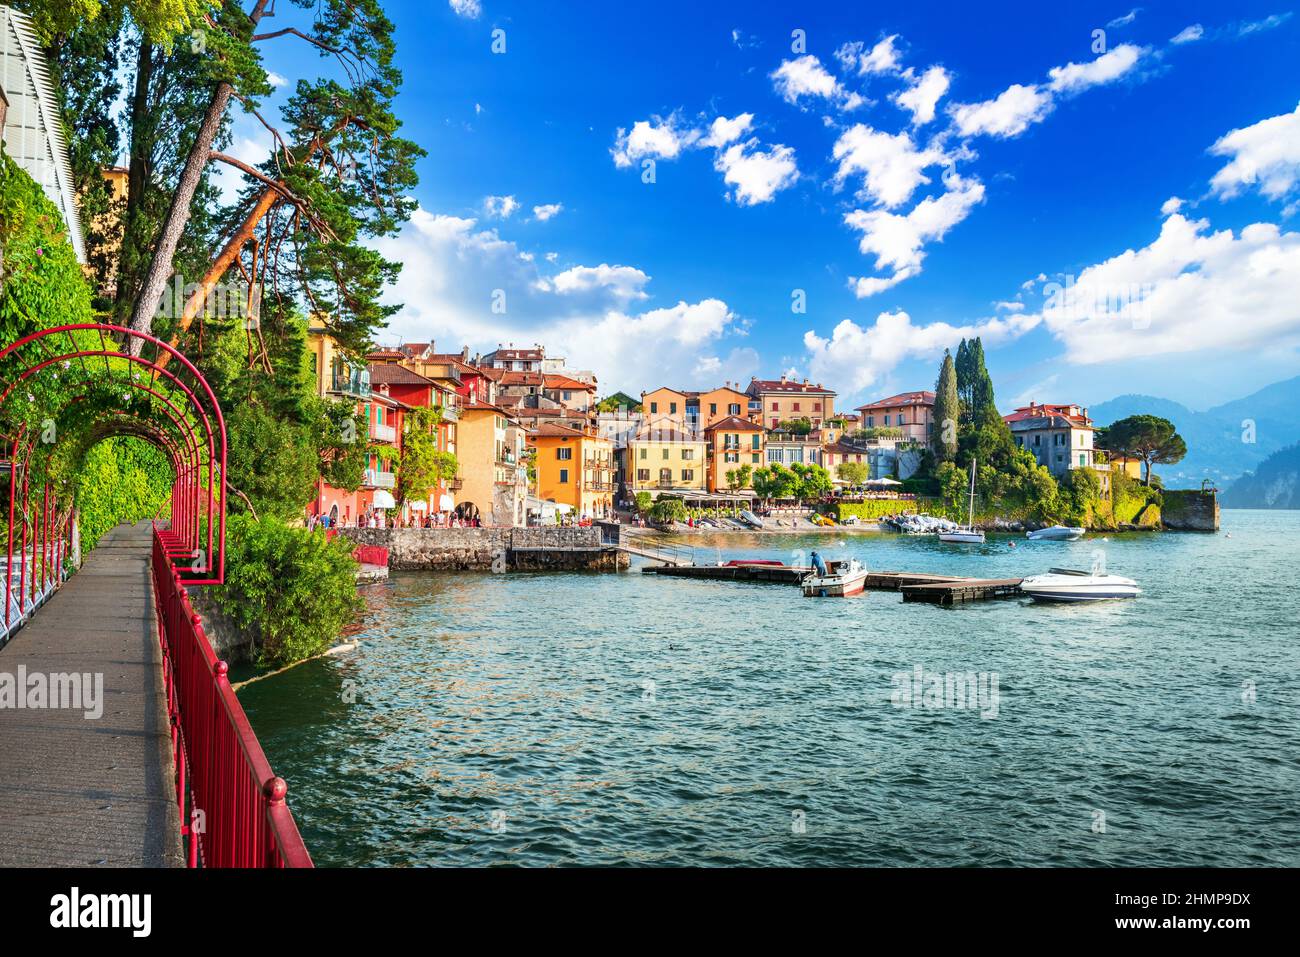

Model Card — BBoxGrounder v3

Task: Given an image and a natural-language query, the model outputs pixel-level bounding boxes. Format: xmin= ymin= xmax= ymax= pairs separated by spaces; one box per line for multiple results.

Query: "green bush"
xmin=209 ymin=515 xmax=362 ymax=667
xmin=833 ymin=499 xmax=919 ymax=522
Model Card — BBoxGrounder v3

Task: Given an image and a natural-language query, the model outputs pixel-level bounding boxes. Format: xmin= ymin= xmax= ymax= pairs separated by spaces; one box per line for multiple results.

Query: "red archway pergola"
xmin=0 ymin=323 xmax=228 ymax=638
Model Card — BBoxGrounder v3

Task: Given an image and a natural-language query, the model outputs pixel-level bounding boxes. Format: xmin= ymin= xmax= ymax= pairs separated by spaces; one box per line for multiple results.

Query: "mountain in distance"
xmin=1222 ymin=442 xmax=1300 ymax=508
xmin=1088 ymin=375 xmax=1300 ymax=487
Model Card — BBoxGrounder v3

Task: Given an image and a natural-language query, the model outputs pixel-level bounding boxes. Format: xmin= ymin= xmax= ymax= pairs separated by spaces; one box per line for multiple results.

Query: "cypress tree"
xmin=932 ymin=350 xmax=959 ymax=464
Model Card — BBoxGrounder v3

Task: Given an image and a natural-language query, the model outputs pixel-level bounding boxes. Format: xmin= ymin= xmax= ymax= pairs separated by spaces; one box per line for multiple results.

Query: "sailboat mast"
xmin=967 ymin=458 xmax=976 ymax=528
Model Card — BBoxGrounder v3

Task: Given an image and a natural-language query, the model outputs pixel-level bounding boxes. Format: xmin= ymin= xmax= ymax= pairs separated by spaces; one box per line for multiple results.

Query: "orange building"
xmin=528 ymin=423 xmax=615 ymax=519
xmin=747 ymin=375 xmax=836 ymax=430
xmin=704 ymin=415 xmax=765 ymax=491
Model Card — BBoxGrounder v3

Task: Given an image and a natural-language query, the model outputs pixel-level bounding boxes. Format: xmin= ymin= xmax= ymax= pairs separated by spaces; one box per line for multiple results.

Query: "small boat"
xmin=938 ymin=459 xmax=985 ymax=544
xmin=1020 ymin=567 xmax=1141 ymax=602
xmin=739 ymin=509 xmax=764 ymax=529
xmin=724 ymin=559 xmax=784 ymax=567
xmin=802 ymin=558 xmax=867 ymax=597
xmin=1026 ymin=525 xmax=1085 ymax=541
xmin=810 ymin=513 xmax=836 ymax=527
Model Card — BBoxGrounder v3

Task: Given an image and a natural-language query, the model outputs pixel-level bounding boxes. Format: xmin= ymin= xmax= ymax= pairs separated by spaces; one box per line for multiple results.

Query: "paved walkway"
xmin=0 ymin=521 xmax=182 ymax=867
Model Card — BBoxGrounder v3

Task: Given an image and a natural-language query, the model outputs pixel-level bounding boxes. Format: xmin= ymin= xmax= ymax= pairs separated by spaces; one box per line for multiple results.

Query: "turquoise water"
xmin=240 ymin=509 xmax=1300 ymax=866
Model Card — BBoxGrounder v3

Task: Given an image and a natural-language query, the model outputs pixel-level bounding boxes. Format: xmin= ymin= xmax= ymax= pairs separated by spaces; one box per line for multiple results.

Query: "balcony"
xmin=331 ymin=369 xmax=371 ymax=398
xmin=445 ymin=477 xmax=464 ymax=491
xmin=364 ymin=469 xmax=396 ymax=488
xmin=439 ymin=404 xmax=459 ymax=422
xmin=370 ymin=421 xmax=397 ymax=442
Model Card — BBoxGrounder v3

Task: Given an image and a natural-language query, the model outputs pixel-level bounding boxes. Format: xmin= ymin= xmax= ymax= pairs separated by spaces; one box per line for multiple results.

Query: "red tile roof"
xmin=368 ymin=362 xmax=436 ymax=386
xmin=544 ymin=374 xmax=596 ymax=391
xmin=748 ymin=377 xmax=836 ymax=395
xmin=856 ymin=390 xmax=935 ymax=411
xmin=529 ymin=423 xmax=592 ymax=438
xmin=705 ymin=415 xmax=765 ymax=433
xmin=1003 ymin=403 xmax=1093 ymax=429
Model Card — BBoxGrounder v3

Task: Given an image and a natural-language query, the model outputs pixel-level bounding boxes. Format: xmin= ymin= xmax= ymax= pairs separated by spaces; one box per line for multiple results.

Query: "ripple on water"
xmin=239 ymin=511 xmax=1300 ymax=866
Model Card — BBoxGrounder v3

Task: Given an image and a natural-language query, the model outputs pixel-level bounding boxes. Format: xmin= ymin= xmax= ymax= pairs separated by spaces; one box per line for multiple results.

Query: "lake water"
xmin=240 ymin=509 xmax=1300 ymax=866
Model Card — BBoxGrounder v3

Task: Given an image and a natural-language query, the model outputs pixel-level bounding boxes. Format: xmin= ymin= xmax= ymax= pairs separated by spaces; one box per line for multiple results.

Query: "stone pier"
xmin=337 ymin=526 xmax=629 ymax=571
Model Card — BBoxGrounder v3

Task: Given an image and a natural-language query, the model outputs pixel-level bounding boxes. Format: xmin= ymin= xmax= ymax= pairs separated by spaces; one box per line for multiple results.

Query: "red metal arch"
xmin=0 ymin=324 xmax=228 ymax=611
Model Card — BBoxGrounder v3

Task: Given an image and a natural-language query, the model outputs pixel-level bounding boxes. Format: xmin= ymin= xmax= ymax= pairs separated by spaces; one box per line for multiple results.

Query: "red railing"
xmin=151 ymin=526 xmax=313 ymax=867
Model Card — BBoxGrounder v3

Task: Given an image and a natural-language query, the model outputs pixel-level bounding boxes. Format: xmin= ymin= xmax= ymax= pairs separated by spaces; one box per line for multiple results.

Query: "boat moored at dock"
xmin=1026 ymin=525 xmax=1086 ymax=541
xmin=801 ymin=558 xmax=868 ymax=597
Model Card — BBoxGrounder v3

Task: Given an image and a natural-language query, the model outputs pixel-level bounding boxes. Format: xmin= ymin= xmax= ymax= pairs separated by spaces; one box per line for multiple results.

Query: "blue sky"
xmin=226 ymin=0 xmax=1300 ymax=411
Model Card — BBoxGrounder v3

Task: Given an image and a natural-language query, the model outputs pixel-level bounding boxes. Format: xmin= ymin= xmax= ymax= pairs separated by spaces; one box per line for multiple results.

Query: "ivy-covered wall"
xmin=1 ymin=149 xmax=173 ymax=549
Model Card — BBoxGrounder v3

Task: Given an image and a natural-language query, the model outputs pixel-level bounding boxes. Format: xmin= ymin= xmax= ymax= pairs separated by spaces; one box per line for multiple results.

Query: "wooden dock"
xmin=643 ymin=562 xmax=1024 ymax=604
xmin=900 ymin=578 xmax=1023 ymax=605
xmin=643 ymin=562 xmax=809 ymax=583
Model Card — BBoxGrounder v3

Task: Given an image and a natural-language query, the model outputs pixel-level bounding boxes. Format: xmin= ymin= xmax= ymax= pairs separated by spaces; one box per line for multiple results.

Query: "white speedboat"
xmin=802 ymin=559 xmax=868 ymax=597
xmin=739 ymin=509 xmax=764 ymax=529
xmin=938 ymin=459 xmax=985 ymax=544
xmin=1020 ymin=568 xmax=1141 ymax=602
xmin=1026 ymin=525 xmax=1085 ymax=541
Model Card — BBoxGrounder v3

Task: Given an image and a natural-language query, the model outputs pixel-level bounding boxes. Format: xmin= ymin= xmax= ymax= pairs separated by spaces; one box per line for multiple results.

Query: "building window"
xmin=725 ymin=452 xmax=738 ymax=463
xmin=814 ymin=403 xmax=821 ymax=412
xmin=751 ymin=453 xmax=759 ymax=464
xmin=557 ymin=447 xmax=572 ymax=460
xmin=1034 ymin=435 xmax=1041 ymax=446
xmin=659 ymin=468 xmax=671 ymax=483
xmin=662 ymin=448 xmax=670 ymax=459
xmin=639 ymin=448 xmax=647 ymax=460
xmin=768 ymin=449 xmax=781 ymax=463
xmin=682 ymin=449 xmax=694 ymax=460
xmin=751 ymin=434 xmax=760 ymax=450
xmin=637 ymin=469 xmax=650 ymax=482
xmin=559 ymin=468 xmax=569 ymax=483
xmin=682 ymin=469 xmax=694 ymax=481
xmin=670 ymin=402 xmax=677 ymax=414
xmin=710 ymin=403 xmax=717 ymax=415
xmin=650 ymin=402 xmax=658 ymax=414
xmin=793 ymin=402 xmax=800 ymax=412
xmin=729 ymin=403 xmax=740 ymax=415
xmin=884 ymin=414 xmax=891 ymax=425
xmin=867 ymin=415 xmax=875 ymax=427
xmin=771 ymin=402 xmax=780 ymax=411
xmin=770 ymin=418 xmax=779 ymax=428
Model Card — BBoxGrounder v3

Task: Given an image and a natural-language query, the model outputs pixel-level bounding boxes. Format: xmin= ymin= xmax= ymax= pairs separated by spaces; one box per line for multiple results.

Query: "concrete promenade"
xmin=0 ymin=521 xmax=181 ymax=866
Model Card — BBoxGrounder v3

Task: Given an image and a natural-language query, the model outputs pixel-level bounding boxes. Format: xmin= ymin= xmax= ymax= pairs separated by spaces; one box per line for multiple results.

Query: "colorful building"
xmin=705 ymin=415 xmax=765 ymax=491
xmin=622 ymin=425 xmax=708 ymax=497
xmin=458 ymin=403 xmax=527 ymax=526
xmin=747 ymin=376 xmax=836 ymax=431
xmin=1004 ymin=402 xmax=1103 ymax=480
xmin=856 ymin=391 xmax=935 ymax=444
xmin=528 ymin=423 xmax=615 ymax=519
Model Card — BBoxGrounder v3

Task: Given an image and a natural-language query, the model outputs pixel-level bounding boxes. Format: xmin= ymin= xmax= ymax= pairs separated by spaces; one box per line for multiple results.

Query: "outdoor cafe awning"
xmin=372 ymin=490 xmax=396 ymax=509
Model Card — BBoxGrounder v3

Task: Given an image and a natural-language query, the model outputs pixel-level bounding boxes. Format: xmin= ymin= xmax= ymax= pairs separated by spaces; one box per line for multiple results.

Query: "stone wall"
xmin=1160 ymin=489 xmax=1220 ymax=531
xmin=337 ymin=526 xmax=628 ymax=570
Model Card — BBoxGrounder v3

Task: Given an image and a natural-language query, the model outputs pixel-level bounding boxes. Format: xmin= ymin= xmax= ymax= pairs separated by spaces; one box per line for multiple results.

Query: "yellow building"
xmin=747 ymin=375 xmax=837 ymax=431
xmin=705 ymin=416 xmax=765 ymax=491
xmin=458 ymin=403 xmax=527 ymax=526
xmin=528 ymin=424 xmax=615 ymax=518
xmin=624 ymin=425 xmax=708 ymax=497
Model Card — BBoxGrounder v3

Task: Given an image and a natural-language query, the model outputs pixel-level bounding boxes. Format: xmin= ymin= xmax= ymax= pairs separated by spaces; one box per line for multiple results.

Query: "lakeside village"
xmin=308 ymin=333 xmax=1206 ymax=539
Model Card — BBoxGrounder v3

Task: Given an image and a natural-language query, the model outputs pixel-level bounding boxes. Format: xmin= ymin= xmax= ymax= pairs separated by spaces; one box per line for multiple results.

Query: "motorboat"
xmin=802 ymin=558 xmax=868 ymax=597
xmin=1020 ymin=568 xmax=1141 ymax=602
xmin=739 ymin=509 xmax=764 ymax=529
xmin=938 ymin=459 xmax=986 ymax=544
xmin=1026 ymin=525 xmax=1085 ymax=541
xmin=810 ymin=513 xmax=837 ymax=527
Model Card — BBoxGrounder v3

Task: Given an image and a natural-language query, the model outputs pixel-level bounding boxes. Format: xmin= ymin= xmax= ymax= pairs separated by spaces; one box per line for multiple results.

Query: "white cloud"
xmin=611 ymin=115 xmax=699 ymax=168
xmin=844 ymin=170 xmax=986 ymax=294
xmin=1108 ymin=9 xmax=1139 ymax=28
xmin=1030 ymin=210 xmax=1300 ymax=364
xmin=996 ymin=301 xmax=1026 ymax=312
xmin=545 ymin=264 xmax=650 ymax=301
xmin=949 ymin=83 xmax=1054 ymax=139
xmin=771 ymin=55 xmax=864 ymax=111
xmin=449 ymin=0 xmax=481 ymax=19
xmin=1239 ymin=13 xmax=1293 ymax=36
xmin=1208 ymin=102 xmax=1300 ymax=202
xmin=714 ymin=139 xmax=799 ymax=205
xmin=1046 ymin=44 xmax=1146 ymax=94
xmin=1161 ymin=196 xmax=1184 ymax=215
xmin=612 ymin=112 xmax=795 ymax=205
xmin=832 ymin=124 xmax=948 ymax=208
xmin=532 ymin=203 xmax=564 ymax=221
xmin=483 ymin=194 xmax=520 ymax=218
xmin=836 ymin=35 xmax=903 ymax=76
xmin=371 ymin=207 xmax=753 ymax=390
xmin=893 ymin=66 xmax=951 ymax=125
xmin=701 ymin=113 xmax=754 ymax=148
xmin=266 ymin=71 xmax=288 ymax=88
xmin=1171 ymin=24 xmax=1204 ymax=44
xmin=803 ymin=308 xmax=1039 ymax=395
